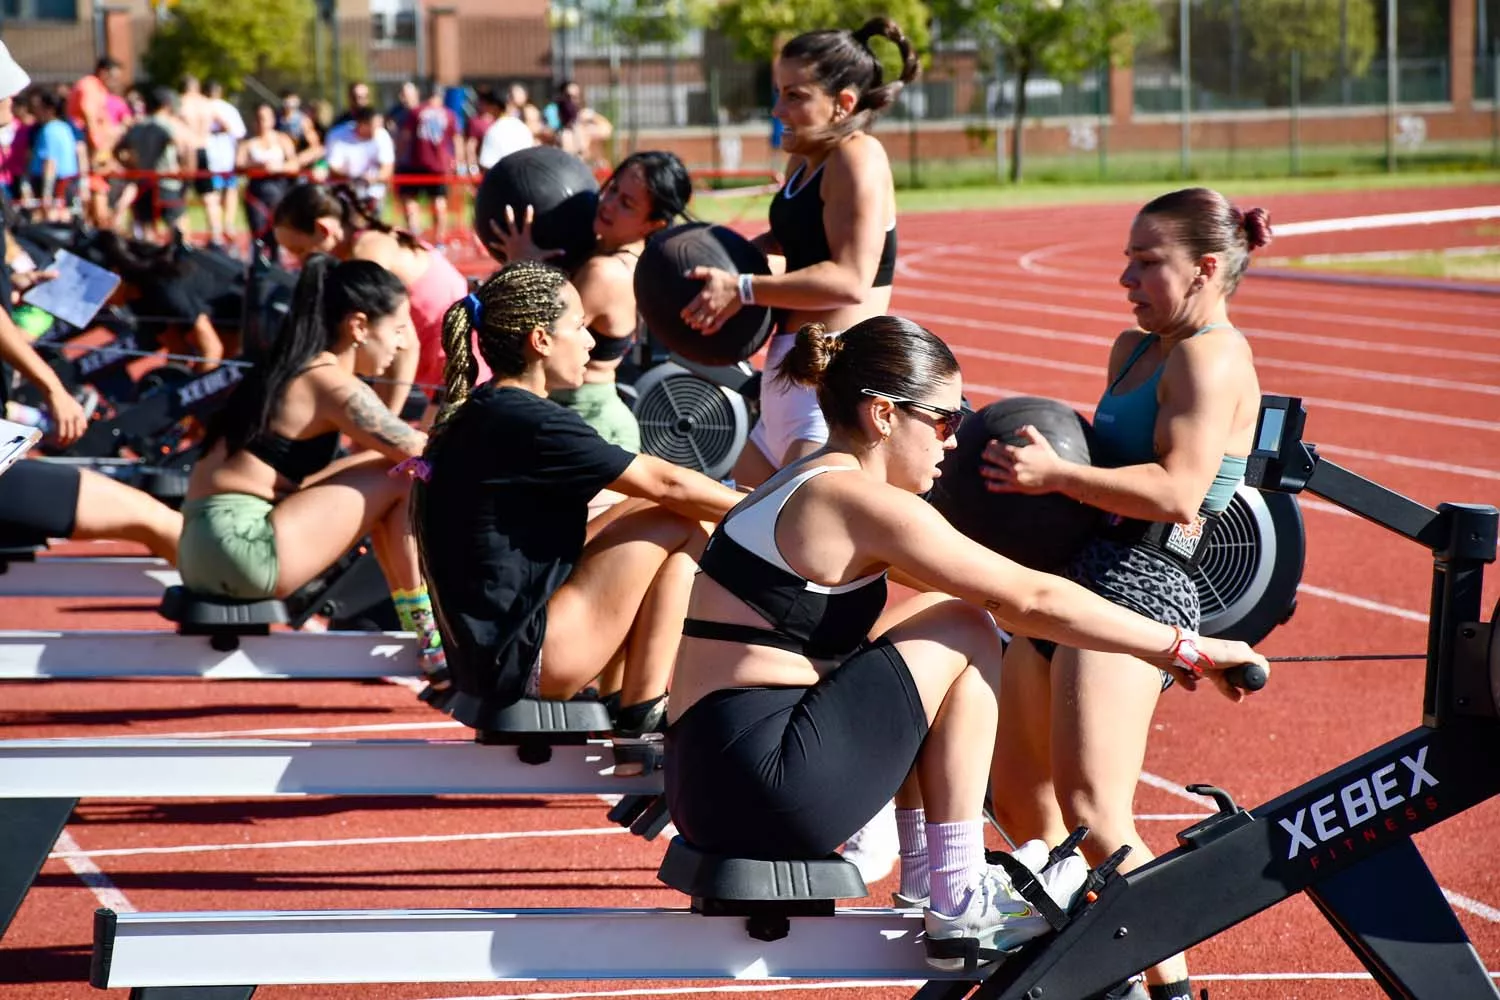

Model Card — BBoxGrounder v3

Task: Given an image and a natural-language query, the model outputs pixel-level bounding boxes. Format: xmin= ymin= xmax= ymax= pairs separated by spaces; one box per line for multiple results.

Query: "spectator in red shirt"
xmin=396 ymin=83 xmax=459 ymax=244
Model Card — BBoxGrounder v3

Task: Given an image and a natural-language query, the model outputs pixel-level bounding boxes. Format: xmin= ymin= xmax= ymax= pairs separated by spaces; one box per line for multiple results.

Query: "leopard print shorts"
xmin=1031 ymin=537 xmax=1200 ymax=691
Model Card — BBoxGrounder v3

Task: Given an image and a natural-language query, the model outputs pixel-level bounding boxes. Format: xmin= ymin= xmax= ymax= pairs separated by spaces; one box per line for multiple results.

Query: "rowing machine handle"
xmin=1225 ymin=663 xmax=1268 ymax=692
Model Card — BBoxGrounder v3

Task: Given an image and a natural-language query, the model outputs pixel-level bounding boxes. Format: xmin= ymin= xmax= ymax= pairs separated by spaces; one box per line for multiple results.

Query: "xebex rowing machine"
xmin=88 ymin=395 xmax=1500 ymax=998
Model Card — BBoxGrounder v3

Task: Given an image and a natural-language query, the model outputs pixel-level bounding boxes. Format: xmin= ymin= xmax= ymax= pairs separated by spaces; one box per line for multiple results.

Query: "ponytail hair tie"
xmin=463 ymin=293 xmax=482 ymax=325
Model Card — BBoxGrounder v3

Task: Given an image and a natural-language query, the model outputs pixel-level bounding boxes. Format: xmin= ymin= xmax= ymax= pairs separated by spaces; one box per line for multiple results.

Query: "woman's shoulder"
xmin=827 ymin=133 xmax=891 ymax=177
xmin=1163 ymin=324 xmax=1256 ymax=383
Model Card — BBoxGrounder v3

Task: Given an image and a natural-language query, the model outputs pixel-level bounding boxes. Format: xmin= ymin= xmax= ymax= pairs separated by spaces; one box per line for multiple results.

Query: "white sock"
xmin=896 ymin=807 xmax=928 ymax=900
xmin=928 ymin=819 xmax=986 ymax=916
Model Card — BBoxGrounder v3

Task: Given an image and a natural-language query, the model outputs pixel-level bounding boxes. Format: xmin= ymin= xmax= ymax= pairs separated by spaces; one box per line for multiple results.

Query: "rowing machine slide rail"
xmin=968 ymin=394 xmax=1500 ymax=1000
xmin=84 ymin=395 xmax=1500 ymax=998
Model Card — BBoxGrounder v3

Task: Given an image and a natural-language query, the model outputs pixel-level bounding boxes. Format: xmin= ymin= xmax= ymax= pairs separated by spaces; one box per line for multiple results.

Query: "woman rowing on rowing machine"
xmin=663 ymin=316 xmax=1267 ymax=969
xmin=177 ymin=253 xmax=448 ymax=687
xmin=412 ymin=260 xmax=743 ymax=751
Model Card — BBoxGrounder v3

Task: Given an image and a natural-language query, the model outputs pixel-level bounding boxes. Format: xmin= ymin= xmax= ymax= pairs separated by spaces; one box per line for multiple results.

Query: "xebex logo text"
xmin=178 ymin=365 xmax=244 ymax=409
xmin=1278 ymin=745 xmax=1438 ymax=862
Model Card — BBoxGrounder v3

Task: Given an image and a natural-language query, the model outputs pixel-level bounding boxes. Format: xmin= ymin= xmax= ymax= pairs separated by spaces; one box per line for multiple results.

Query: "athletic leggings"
xmin=663 ymin=637 xmax=929 ymax=860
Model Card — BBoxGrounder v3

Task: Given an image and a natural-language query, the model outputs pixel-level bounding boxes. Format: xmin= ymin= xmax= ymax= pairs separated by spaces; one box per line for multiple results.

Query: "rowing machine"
xmin=0 ymin=546 xmax=180 ymax=598
xmin=0 ymin=694 xmax=642 ymax=943
xmin=87 ymin=395 xmax=1500 ymax=998
xmin=0 ymin=585 xmax=417 ymax=680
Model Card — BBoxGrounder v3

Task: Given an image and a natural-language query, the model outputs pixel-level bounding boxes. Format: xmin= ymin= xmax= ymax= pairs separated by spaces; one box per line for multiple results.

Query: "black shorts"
xmin=663 ymin=637 xmax=929 ymax=860
xmin=398 ymin=181 xmax=448 ymax=202
xmin=0 ymin=459 xmax=83 ymax=540
xmin=1030 ymin=536 xmax=1198 ymax=690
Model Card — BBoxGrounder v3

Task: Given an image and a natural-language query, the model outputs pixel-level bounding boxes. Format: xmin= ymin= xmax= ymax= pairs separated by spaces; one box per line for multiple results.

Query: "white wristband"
xmin=737 ymin=273 xmax=756 ymax=305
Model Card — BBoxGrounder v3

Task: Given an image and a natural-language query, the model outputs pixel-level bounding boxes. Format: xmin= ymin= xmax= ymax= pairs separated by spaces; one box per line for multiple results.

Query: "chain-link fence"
xmin=3 ymin=0 xmax=1496 ymax=187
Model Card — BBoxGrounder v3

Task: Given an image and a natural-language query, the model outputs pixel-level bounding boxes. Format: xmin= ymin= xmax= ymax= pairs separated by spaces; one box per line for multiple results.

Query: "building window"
xmin=2 ymin=0 xmax=78 ymax=19
xmin=371 ymin=0 xmax=417 ymax=46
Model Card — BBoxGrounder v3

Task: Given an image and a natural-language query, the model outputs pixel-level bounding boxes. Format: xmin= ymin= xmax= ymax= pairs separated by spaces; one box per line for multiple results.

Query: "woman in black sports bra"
xmin=487 ymin=150 xmax=694 ymax=451
xmin=179 ymin=254 xmax=449 ymax=687
xmin=678 ymin=18 xmax=916 ymax=486
xmin=665 ymin=316 xmax=1267 ymax=971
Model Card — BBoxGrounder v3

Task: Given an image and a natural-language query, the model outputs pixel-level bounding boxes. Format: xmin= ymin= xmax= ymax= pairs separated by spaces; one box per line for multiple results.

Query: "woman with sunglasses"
xmin=663 ymin=316 xmax=1266 ymax=968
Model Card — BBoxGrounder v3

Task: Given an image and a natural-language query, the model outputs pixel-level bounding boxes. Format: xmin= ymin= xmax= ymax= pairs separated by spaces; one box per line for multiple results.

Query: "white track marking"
xmin=53 ymin=830 xmax=134 ymax=912
xmin=1272 ymin=204 xmax=1500 ymax=236
xmin=1297 ymin=584 xmax=1430 ymax=623
xmin=49 ymin=825 xmax=632 ymax=860
xmin=1446 ymin=890 xmax=1500 ymax=923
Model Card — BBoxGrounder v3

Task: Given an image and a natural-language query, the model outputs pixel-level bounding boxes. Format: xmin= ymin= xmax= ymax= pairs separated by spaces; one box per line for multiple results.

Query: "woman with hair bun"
xmin=681 ymin=17 xmax=919 ymax=485
xmin=664 ymin=315 xmax=1266 ymax=970
xmin=982 ymin=188 xmax=1271 ymax=1000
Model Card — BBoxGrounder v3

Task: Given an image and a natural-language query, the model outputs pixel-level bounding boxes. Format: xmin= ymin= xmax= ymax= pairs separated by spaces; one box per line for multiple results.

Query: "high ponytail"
xmin=779 ymin=17 xmax=922 ymax=149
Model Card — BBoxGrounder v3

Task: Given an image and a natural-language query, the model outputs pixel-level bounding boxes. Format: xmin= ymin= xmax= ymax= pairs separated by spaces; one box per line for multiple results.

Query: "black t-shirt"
xmin=420 ymin=385 xmax=635 ymax=706
xmin=131 ymin=253 xmax=244 ymax=349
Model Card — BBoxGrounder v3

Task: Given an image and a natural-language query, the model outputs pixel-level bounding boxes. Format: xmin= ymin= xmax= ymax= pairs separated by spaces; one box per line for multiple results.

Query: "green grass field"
xmin=1275 ymin=247 xmax=1500 ymax=281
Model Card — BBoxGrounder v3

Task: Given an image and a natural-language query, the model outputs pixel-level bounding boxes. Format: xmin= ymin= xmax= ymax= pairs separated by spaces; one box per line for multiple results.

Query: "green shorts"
xmin=551 ymin=381 xmax=641 ymax=453
xmin=177 ymin=493 xmax=281 ymax=599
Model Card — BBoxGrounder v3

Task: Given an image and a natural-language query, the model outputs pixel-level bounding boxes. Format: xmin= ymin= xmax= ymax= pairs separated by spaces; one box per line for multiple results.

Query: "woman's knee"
xmin=1057 ymin=785 xmax=1136 ymax=843
xmin=898 ymin=598 xmax=1005 ymax=667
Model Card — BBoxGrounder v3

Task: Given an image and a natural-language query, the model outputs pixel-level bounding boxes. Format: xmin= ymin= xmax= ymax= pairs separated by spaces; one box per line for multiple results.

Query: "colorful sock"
xmin=896 ymin=807 xmax=929 ymax=901
xmin=927 ymin=819 xmax=986 ymax=917
xmin=393 ymin=586 xmax=448 ymax=687
xmin=1147 ymin=980 xmax=1193 ymax=1000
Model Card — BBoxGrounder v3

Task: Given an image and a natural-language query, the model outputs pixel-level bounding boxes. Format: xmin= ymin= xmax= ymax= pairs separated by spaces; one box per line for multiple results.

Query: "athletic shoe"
xmin=612 ymin=696 xmax=668 ymax=778
xmin=842 ymin=799 xmax=900 ymax=885
xmin=892 ymin=890 xmax=928 ymax=909
xmin=923 ymin=839 xmax=1089 ymax=972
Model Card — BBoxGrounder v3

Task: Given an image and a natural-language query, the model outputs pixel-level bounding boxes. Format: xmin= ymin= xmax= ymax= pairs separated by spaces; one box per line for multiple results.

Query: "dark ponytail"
xmin=201 ymin=253 xmax=408 ymax=457
xmin=780 ymin=17 xmax=921 ymax=147
xmin=425 ymin=259 xmax=569 ymax=451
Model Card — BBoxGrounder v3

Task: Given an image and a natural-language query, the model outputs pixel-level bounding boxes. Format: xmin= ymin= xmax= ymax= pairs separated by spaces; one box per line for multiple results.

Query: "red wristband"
xmin=1169 ymin=627 xmax=1213 ymax=679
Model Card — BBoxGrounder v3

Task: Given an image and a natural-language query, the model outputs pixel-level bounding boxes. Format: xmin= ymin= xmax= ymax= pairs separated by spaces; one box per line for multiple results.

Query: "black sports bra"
xmin=245 ymin=429 xmax=341 ymax=486
xmin=682 ymin=466 xmax=888 ymax=660
xmin=767 ymin=161 xmax=897 ymax=288
xmin=585 ymin=249 xmax=640 ymax=363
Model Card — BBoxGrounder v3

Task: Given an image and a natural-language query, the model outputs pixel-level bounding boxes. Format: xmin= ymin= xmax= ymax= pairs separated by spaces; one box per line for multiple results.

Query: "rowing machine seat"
xmin=657 ymin=836 xmax=868 ymax=940
xmin=446 ymin=691 xmax=614 ymax=763
xmin=158 ymin=586 xmax=289 ymax=649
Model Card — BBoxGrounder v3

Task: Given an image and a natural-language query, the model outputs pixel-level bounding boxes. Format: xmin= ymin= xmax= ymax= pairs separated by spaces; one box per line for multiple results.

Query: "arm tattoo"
xmin=343 ymin=379 xmax=424 ymax=452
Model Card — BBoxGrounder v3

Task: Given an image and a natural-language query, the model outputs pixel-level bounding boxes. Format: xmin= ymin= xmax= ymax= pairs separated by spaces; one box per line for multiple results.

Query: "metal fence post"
xmin=1290 ymin=49 xmax=1301 ymax=175
xmin=1385 ymin=0 xmax=1397 ymax=173
xmin=1179 ymin=0 xmax=1191 ymax=177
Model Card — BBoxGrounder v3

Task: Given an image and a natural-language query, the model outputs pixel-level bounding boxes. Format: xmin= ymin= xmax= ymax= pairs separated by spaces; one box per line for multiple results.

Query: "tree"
xmin=142 ymin=0 xmax=363 ymax=98
xmin=711 ymin=0 xmax=934 ymax=68
xmin=1186 ymin=0 xmax=1378 ymax=108
xmin=927 ymin=0 xmax=1157 ymax=182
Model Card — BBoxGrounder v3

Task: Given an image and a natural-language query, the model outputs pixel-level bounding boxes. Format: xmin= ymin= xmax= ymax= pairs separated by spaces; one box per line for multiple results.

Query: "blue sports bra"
xmin=1092 ymin=325 xmax=1247 ymax=514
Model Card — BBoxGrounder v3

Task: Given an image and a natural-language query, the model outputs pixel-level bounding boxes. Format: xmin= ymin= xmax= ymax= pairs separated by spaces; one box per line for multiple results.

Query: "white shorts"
xmin=749 ymin=332 xmax=830 ymax=466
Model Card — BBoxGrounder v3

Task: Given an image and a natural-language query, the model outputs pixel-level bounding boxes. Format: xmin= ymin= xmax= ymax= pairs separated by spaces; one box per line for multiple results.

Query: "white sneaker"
xmin=841 ymin=799 xmax=900 ymax=886
xmin=922 ymin=839 xmax=1089 ymax=972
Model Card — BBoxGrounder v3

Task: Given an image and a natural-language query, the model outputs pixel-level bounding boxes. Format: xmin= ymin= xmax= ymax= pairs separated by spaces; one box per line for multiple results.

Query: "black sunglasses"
xmin=861 ymin=389 xmax=966 ymax=439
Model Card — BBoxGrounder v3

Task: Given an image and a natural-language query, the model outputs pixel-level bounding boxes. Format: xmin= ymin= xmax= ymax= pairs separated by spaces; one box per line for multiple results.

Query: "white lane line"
xmin=1446 ymin=889 xmax=1500 ymax=923
xmin=53 ymin=830 xmax=134 ymax=912
xmin=1297 ymin=584 xmax=1429 ymax=623
xmin=1273 ymin=204 xmax=1500 ymax=236
xmin=49 ymin=825 xmax=632 ymax=860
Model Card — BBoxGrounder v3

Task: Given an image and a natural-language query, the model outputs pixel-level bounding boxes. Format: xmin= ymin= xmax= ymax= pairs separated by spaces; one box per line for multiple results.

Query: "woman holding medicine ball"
xmin=981 ymin=188 xmax=1271 ymax=1000
xmin=679 ymin=17 xmax=917 ymax=488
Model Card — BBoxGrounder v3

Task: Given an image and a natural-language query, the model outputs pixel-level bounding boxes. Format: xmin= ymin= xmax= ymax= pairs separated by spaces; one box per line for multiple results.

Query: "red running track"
xmin=2 ymin=183 xmax=1498 ymax=1000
